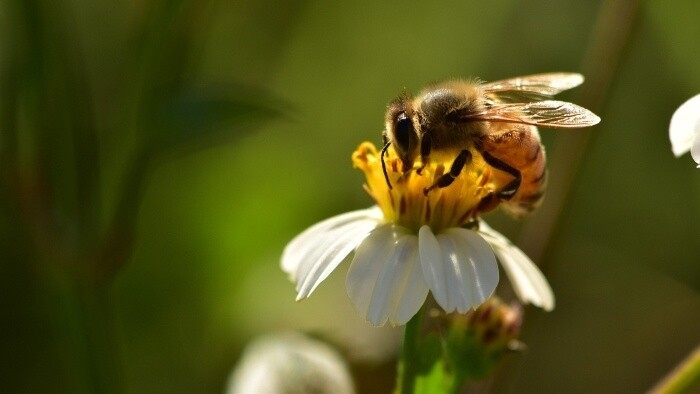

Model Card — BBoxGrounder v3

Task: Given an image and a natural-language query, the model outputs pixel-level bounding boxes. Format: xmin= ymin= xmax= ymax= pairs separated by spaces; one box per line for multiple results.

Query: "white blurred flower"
xmin=669 ymin=94 xmax=700 ymax=167
xmin=226 ymin=332 xmax=354 ymax=394
xmin=281 ymin=143 xmax=554 ymax=327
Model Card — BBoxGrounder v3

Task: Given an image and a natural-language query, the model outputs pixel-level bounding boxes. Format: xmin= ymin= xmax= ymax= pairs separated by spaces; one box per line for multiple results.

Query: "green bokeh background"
xmin=1 ymin=0 xmax=698 ymax=393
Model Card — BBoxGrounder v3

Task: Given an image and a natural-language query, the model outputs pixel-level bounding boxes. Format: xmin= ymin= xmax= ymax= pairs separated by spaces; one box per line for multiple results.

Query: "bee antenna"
xmin=381 ymin=142 xmax=393 ymax=190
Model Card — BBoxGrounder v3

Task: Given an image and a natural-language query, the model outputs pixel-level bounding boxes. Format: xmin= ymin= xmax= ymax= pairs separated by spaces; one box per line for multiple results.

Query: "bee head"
xmin=384 ymin=96 xmax=419 ymax=171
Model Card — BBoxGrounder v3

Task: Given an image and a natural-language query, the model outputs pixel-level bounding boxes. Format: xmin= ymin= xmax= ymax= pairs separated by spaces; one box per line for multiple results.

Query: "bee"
xmin=381 ymin=72 xmax=600 ymax=217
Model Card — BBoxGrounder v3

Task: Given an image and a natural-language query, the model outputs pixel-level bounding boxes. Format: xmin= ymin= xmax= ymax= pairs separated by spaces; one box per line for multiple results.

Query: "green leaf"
xmin=413 ymin=357 xmax=451 ymax=394
xmin=445 ymin=328 xmax=498 ymax=381
xmin=398 ymin=332 xmax=452 ymax=394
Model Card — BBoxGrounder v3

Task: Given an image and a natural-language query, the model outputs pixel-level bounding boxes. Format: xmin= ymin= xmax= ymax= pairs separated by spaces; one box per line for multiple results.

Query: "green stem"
xmin=398 ymin=306 xmax=425 ymax=394
xmin=650 ymin=345 xmax=700 ymax=394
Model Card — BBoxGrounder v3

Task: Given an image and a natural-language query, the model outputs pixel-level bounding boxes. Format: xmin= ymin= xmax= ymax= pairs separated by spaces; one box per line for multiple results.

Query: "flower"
xmin=225 ymin=332 xmax=354 ymax=394
xmin=281 ymin=143 xmax=554 ymax=326
xmin=669 ymin=94 xmax=700 ymax=167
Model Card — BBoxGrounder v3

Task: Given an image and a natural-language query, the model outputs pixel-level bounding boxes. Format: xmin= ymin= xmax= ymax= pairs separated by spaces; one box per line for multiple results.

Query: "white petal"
xmin=669 ymin=94 xmax=700 ymax=157
xmin=281 ymin=207 xmax=381 ymax=300
xmin=437 ymin=228 xmax=498 ymax=313
xmin=346 ymin=224 xmax=429 ymax=326
xmin=418 ymin=226 xmax=450 ymax=310
xmin=419 ymin=226 xmax=499 ymax=313
xmin=692 ymin=134 xmax=700 ymax=167
xmin=282 ymin=206 xmax=381 ymax=275
xmin=478 ymin=221 xmax=555 ymax=311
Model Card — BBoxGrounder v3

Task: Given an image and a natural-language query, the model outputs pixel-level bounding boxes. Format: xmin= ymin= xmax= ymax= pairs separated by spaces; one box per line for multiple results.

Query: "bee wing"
xmin=482 ymin=73 xmax=585 ymax=102
xmin=463 ymin=100 xmax=601 ymax=129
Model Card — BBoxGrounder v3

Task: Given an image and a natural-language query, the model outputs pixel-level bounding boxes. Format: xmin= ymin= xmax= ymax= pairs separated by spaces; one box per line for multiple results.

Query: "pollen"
xmin=352 ymin=142 xmax=503 ymax=232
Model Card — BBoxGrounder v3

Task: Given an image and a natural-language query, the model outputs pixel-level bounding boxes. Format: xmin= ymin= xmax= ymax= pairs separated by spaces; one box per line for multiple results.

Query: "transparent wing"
xmin=462 ymin=100 xmax=601 ymax=129
xmin=482 ymin=72 xmax=585 ymax=101
xmin=483 ymin=90 xmax=552 ymax=104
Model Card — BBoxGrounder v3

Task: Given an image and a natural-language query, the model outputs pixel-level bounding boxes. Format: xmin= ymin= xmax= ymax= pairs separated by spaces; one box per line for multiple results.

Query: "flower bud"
xmin=442 ymin=297 xmax=524 ymax=379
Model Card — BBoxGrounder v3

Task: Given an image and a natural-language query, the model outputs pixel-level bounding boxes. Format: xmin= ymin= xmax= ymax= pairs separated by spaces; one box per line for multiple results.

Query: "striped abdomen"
xmin=479 ymin=125 xmax=547 ymax=217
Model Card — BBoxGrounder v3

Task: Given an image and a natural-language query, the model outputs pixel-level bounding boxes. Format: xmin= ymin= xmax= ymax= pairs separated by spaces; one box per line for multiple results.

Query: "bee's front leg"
xmin=423 ymin=149 xmax=472 ymax=195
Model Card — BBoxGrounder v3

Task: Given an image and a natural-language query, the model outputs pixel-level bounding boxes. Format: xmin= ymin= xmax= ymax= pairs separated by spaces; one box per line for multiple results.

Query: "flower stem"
xmin=649 ymin=345 xmax=700 ymax=394
xmin=397 ymin=306 xmax=425 ymax=394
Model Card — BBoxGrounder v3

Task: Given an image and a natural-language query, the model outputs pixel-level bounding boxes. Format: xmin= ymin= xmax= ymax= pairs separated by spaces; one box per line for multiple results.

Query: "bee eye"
xmin=394 ymin=112 xmax=414 ymax=150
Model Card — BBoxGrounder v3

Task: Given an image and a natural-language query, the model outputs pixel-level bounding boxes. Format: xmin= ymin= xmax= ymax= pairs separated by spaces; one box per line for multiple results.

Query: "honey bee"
xmin=381 ymin=72 xmax=600 ymax=217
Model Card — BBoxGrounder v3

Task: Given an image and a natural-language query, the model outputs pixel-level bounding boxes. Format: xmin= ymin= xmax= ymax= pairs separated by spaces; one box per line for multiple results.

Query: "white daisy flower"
xmin=282 ymin=143 xmax=554 ymax=327
xmin=669 ymin=94 xmax=700 ymax=167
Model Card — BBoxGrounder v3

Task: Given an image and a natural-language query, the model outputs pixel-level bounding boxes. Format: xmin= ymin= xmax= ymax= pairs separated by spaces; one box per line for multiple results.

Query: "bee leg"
xmin=477 ymin=193 xmax=501 ymax=213
xmin=480 ymin=150 xmax=521 ymax=200
xmin=416 ymin=134 xmax=432 ymax=175
xmin=423 ymin=149 xmax=472 ymax=195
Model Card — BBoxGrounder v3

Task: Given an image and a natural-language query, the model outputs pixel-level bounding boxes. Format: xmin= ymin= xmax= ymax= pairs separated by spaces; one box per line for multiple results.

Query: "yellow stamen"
xmin=352 ymin=142 xmax=504 ymax=232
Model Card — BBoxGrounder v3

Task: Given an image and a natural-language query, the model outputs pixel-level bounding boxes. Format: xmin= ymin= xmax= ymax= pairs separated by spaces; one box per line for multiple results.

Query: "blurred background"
xmin=1 ymin=0 xmax=698 ymax=393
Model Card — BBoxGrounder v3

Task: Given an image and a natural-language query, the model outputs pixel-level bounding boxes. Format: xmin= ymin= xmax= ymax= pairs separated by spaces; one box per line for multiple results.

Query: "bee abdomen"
xmin=479 ymin=127 xmax=547 ymax=217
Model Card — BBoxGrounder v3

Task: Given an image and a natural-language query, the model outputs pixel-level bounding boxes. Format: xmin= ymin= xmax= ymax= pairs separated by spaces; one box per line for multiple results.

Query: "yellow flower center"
xmin=352 ymin=142 xmax=504 ymax=232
